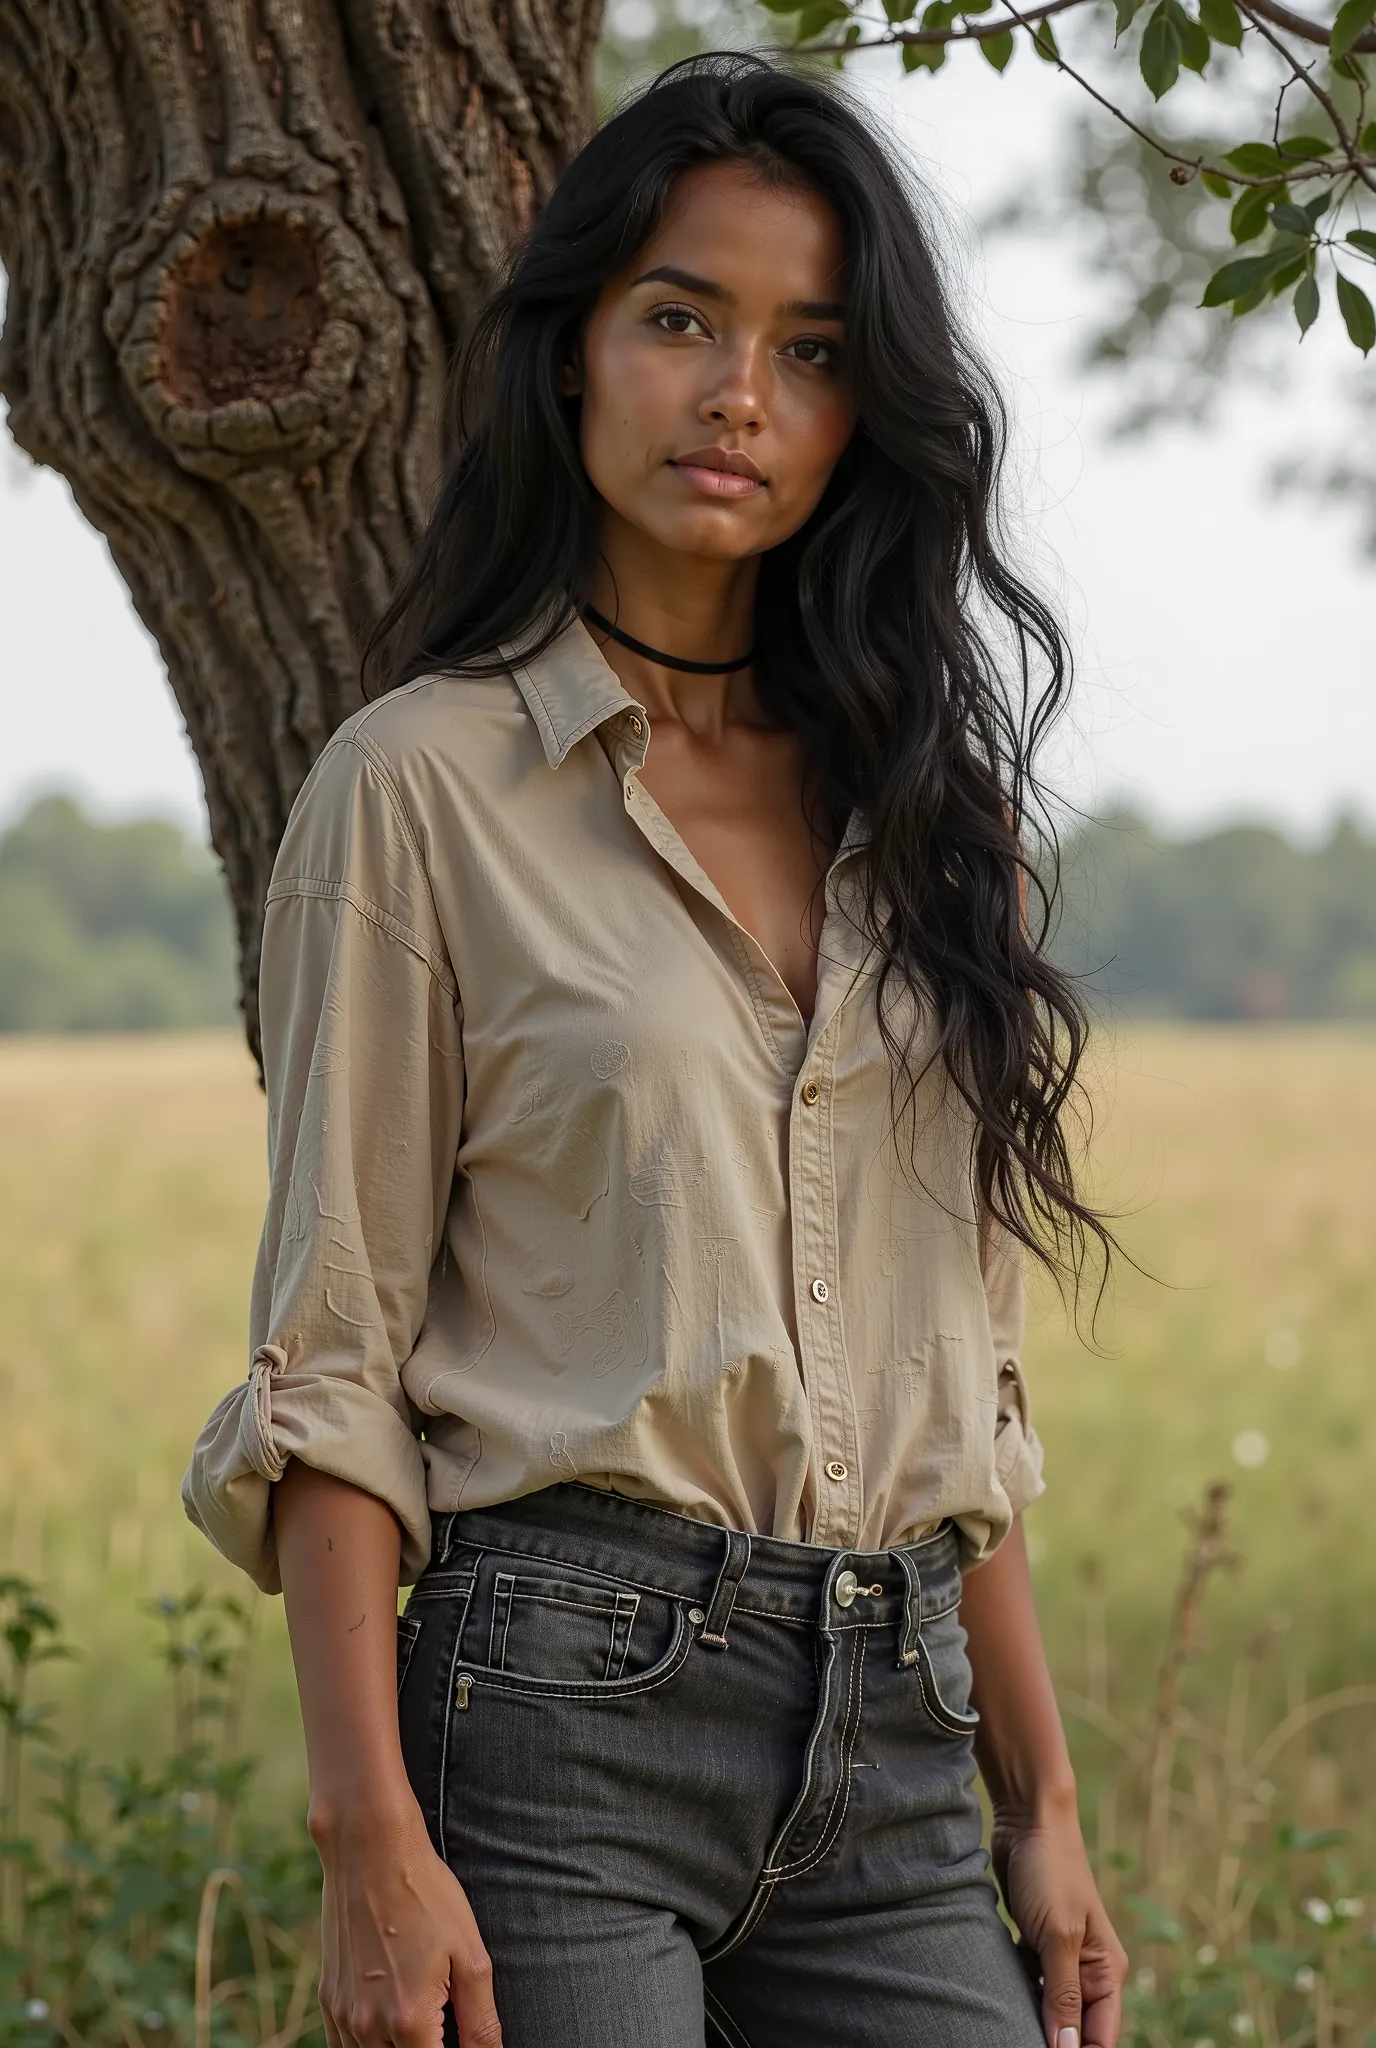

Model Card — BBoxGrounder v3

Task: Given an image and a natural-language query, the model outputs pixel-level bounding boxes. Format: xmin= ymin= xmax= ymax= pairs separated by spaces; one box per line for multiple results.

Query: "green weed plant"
xmin=0 ymin=1485 xmax=1372 ymax=2048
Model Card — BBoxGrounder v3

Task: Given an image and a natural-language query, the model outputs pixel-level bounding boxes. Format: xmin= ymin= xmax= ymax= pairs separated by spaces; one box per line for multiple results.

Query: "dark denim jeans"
xmin=397 ymin=1482 xmax=1043 ymax=2047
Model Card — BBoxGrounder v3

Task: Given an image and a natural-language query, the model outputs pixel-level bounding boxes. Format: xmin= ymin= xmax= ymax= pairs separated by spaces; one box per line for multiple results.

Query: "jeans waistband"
xmin=427 ymin=1482 xmax=963 ymax=1646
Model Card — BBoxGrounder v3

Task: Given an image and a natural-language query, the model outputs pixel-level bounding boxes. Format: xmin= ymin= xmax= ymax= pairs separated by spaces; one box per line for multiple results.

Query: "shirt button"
xmin=810 ymin=1277 xmax=830 ymax=1305
xmin=624 ymin=778 xmax=635 ymax=801
xmin=629 ymin=714 xmax=644 ymax=737
xmin=825 ymin=1459 xmax=848 ymax=1482
xmin=801 ymin=1079 xmax=820 ymax=1106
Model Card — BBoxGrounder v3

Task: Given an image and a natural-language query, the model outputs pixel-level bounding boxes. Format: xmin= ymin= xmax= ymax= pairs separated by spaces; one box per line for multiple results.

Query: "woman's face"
xmin=571 ymin=161 xmax=856 ymax=564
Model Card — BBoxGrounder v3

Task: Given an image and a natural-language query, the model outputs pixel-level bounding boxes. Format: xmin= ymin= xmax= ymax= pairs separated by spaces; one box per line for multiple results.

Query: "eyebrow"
xmin=631 ymin=264 xmax=845 ymax=323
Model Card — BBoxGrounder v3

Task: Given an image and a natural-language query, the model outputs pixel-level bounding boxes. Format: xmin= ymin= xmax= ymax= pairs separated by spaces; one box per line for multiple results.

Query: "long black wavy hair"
xmin=363 ymin=51 xmax=1110 ymax=1288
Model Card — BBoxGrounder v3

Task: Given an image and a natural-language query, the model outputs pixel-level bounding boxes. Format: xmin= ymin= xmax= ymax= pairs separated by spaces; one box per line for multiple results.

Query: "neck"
xmin=588 ymin=519 xmax=762 ymax=739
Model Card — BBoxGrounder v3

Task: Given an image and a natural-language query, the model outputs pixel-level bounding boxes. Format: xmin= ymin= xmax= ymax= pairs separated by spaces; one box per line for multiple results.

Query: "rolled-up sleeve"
xmin=182 ymin=733 xmax=464 ymax=1593
xmin=981 ymin=1214 xmax=1046 ymax=1523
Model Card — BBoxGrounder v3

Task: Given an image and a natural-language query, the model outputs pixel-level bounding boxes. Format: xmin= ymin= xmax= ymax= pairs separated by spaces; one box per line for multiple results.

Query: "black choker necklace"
xmin=583 ymin=604 xmax=755 ymax=676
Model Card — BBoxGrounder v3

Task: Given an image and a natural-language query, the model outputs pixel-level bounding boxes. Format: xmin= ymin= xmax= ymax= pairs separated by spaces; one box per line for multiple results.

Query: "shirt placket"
xmin=617 ymin=711 xmax=867 ymax=1547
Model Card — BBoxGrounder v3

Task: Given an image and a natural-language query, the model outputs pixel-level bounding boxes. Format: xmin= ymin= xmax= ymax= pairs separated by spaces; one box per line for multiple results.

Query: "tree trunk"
xmin=0 ymin=0 xmax=601 ymax=1065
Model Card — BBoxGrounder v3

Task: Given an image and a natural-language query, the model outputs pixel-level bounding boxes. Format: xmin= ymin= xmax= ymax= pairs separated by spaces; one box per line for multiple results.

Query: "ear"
xmin=560 ymin=341 xmax=583 ymax=398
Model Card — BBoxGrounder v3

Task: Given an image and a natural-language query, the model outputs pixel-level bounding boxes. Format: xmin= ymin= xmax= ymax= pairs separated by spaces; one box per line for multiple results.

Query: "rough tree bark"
xmin=0 ymin=0 xmax=601 ymax=1064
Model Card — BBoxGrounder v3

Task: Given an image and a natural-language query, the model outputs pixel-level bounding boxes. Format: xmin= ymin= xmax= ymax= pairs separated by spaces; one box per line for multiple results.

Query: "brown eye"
xmin=652 ymin=303 xmax=707 ymax=337
xmin=784 ymin=336 xmax=837 ymax=367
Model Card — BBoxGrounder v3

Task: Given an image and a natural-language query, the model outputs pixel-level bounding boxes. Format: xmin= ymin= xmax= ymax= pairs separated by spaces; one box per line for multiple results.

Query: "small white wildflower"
xmin=1294 ymin=1965 xmax=1318 ymax=1992
xmin=178 ymin=1789 xmax=201 ymax=1813
xmin=25 ymin=2002 xmax=50 ymax=2024
xmin=1335 ymin=1897 xmax=1364 ymax=1919
xmin=1134 ymin=1966 xmax=1157 ymax=1994
xmin=141 ymin=2015 xmax=166 ymax=2033
xmin=1303 ymin=1897 xmax=1333 ymax=1926
xmin=1197 ymin=1943 xmax=1219 ymax=1965
xmin=1254 ymin=1779 xmax=1277 ymax=1805
xmin=1230 ymin=2016 xmax=1255 ymax=2038
xmin=1265 ymin=1328 xmax=1302 ymax=1370
xmin=1232 ymin=1430 xmax=1270 ymax=1469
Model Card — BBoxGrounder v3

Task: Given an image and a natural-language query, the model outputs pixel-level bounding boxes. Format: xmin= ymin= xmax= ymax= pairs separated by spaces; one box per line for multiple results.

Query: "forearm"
xmin=274 ymin=1459 xmax=416 ymax=1835
xmin=961 ymin=1516 xmax=1077 ymax=1822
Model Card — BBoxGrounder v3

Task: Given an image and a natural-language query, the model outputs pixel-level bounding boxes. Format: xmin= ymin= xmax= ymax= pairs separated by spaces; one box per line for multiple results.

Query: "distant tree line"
xmin=0 ymin=794 xmax=236 ymax=1031
xmin=1053 ymin=810 xmax=1376 ymax=1021
xmin=0 ymin=791 xmax=1373 ymax=1032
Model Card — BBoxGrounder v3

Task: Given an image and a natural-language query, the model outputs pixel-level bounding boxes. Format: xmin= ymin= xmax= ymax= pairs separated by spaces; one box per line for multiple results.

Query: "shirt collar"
xmin=500 ymin=609 xmax=871 ymax=871
xmin=501 ymin=613 xmax=644 ymax=769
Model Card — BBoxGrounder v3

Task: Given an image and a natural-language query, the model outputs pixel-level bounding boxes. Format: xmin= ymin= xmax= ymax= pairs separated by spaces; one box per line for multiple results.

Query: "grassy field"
xmin=1 ymin=1025 xmax=1374 ymax=2037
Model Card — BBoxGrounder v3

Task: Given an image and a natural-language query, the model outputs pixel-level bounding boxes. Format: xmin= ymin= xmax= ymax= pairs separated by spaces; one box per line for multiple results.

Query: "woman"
xmin=185 ymin=52 xmax=1128 ymax=2048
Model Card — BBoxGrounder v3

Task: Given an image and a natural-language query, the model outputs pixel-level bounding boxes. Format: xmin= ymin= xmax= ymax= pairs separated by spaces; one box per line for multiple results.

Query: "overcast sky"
xmin=1 ymin=48 xmax=1371 ymax=845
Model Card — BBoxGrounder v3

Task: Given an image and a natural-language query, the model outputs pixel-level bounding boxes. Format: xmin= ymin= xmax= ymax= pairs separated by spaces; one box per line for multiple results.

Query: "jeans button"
xmin=834 ymin=1569 xmax=859 ymax=1608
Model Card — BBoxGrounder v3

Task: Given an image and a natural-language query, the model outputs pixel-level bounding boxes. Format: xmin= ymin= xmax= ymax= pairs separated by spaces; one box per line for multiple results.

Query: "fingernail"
xmin=1056 ymin=2032 xmax=1080 ymax=2048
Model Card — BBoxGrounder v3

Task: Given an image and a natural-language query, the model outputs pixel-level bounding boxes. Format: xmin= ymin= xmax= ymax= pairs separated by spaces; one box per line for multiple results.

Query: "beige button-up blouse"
xmin=183 ymin=618 xmax=1044 ymax=1593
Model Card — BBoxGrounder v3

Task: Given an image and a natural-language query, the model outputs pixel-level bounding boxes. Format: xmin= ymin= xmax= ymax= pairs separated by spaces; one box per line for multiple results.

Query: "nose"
xmin=698 ymin=338 xmax=768 ymax=434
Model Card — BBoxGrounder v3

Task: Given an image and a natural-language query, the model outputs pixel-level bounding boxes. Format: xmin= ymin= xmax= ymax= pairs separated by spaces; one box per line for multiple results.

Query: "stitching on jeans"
xmin=731 ymin=1604 xmax=814 ymax=1626
xmin=763 ymin=1629 xmax=863 ymax=1880
xmin=461 ymin=1606 xmax=691 ymax=1702
xmin=911 ymin=1633 xmax=980 ymax=1737
xmin=703 ymin=1986 xmax=756 ymax=2048
xmin=766 ymin=1629 xmax=867 ymax=1881
xmin=435 ymin=1571 xmax=478 ymax=1863
xmin=699 ymin=1874 xmax=778 ymax=1966
xmin=440 ymin=1538 xmax=688 ymax=1604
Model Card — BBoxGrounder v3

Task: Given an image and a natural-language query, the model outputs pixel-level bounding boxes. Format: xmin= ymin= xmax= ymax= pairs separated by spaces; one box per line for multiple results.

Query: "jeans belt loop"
xmin=699 ymin=1528 xmax=752 ymax=1650
xmin=894 ymin=1548 xmax=922 ymax=1670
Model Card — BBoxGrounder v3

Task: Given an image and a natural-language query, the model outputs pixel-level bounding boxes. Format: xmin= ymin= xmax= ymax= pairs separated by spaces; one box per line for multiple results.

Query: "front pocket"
xmin=489 ymin=1569 xmax=641 ymax=1682
xmin=396 ymin=1612 xmax=423 ymax=1699
xmin=911 ymin=1607 xmax=981 ymax=1739
xmin=450 ymin=1546 xmax=691 ymax=1700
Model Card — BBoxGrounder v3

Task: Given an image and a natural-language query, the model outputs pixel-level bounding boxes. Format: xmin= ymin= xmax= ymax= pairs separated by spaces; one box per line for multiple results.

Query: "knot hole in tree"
xmin=160 ymin=215 xmax=325 ymax=412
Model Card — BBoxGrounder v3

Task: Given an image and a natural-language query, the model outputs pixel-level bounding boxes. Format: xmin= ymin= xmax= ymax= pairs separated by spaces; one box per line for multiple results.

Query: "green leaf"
xmin=756 ymin=0 xmax=807 ymax=14
xmin=1294 ymin=269 xmax=1320 ymax=332
xmin=1200 ymin=246 xmax=1297 ymax=304
xmin=1270 ymin=202 xmax=1317 ymax=236
xmin=794 ymin=0 xmax=849 ymax=38
xmin=1125 ymin=1893 xmax=1185 ymax=1944
xmin=1279 ymin=132 xmax=1335 ymax=157
xmin=979 ymin=24 xmax=1015 ymax=64
xmin=1267 ymin=255 xmax=1308 ymax=295
xmin=1230 ymin=182 xmax=1280 ymax=244
xmin=1201 ymin=170 xmax=1233 ymax=197
xmin=1225 ymin=141 xmax=1284 ymax=174
xmin=1303 ymin=190 xmax=1333 ymax=223
xmin=1197 ymin=0 xmax=1243 ymax=40
xmin=1030 ymin=13 xmax=1060 ymax=55
xmin=883 ymin=0 xmax=919 ymax=21
xmin=1140 ymin=2 xmax=1182 ymax=94
xmin=1346 ymin=228 xmax=1376 ymax=256
xmin=1170 ymin=0 xmax=1212 ymax=69
xmin=1362 ymin=121 xmax=1376 ymax=150
xmin=902 ymin=35 xmax=947 ymax=67
xmin=1331 ymin=0 xmax=1376 ymax=58
xmin=1251 ymin=1942 xmax=1313 ymax=1984
xmin=1336 ymin=269 xmax=1376 ymax=350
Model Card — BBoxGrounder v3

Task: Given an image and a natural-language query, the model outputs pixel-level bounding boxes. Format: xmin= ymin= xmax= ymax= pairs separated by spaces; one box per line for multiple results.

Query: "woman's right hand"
xmin=314 ymin=1799 xmax=503 ymax=2048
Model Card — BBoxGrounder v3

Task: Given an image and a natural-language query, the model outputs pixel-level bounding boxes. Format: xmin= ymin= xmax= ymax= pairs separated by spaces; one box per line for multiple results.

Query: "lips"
xmin=669 ymin=446 xmax=766 ymax=498
xmin=673 ymin=445 xmax=765 ymax=482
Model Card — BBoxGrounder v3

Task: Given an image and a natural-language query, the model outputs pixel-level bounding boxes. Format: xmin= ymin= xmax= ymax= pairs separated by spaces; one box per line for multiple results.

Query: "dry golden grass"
xmin=0 ymin=1024 xmax=1373 ymax=1807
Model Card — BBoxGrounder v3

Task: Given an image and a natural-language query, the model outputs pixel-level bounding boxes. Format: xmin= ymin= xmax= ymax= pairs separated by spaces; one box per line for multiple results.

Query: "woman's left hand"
xmin=991 ymin=1804 xmax=1129 ymax=2048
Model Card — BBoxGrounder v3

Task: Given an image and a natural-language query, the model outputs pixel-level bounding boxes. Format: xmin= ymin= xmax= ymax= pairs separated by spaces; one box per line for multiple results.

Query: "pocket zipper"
xmin=454 ymin=1672 xmax=473 ymax=1711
